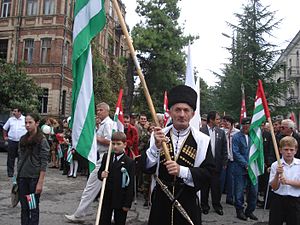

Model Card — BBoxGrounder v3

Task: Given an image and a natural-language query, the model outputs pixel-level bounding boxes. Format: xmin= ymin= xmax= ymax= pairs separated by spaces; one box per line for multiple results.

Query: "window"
xmin=108 ymin=36 xmax=114 ymax=55
xmin=1 ymin=0 xmax=11 ymax=18
xmin=41 ymin=38 xmax=51 ymax=63
xmin=24 ymin=39 xmax=34 ymax=64
xmin=0 ymin=39 xmax=8 ymax=60
xmin=44 ymin=0 xmax=55 ymax=15
xmin=121 ymin=46 xmax=124 ymax=57
xmin=109 ymin=0 xmax=113 ymax=17
xmin=297 ymin=51 xmax=299 ymax=75
xmin=39 ymin=88 xmax=49 ymax=114
xmin=27 ymin=0 xmax=38 ymax=16
xmin=114 ymin=40 xmax=119 ymax=57
xmin=62 ymin=90 xmax=66 ymax=116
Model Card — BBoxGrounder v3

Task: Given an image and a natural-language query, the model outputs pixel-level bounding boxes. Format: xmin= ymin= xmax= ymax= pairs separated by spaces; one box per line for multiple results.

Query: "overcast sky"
xmin=121 ymin=0 xmax=300 ymax=86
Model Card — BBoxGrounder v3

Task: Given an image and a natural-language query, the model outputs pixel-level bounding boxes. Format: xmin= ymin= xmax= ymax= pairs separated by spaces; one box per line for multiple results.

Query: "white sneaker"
xmin=64 ymin=214 xmax=84 ymax=223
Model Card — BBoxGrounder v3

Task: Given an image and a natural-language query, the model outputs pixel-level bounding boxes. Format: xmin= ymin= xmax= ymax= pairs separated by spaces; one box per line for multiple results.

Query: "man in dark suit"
xmin=232 ymin=117 xmax=258 ymax=221
xmin=200 ymin=111 xmax=227 ymax=215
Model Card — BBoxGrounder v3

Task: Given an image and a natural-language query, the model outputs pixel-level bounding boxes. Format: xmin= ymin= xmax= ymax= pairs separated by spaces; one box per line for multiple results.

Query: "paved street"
xmin=0 ymin=152 xmax=269 ymax=225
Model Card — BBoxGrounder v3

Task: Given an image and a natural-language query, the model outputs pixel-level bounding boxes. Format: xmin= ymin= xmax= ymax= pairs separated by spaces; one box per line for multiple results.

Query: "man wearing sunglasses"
xmin=279 ymin=119 xmax=300 ymax=159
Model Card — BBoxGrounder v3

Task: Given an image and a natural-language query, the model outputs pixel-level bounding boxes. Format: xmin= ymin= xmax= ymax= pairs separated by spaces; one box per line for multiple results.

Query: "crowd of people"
xmin=3 ymin=84 xmax=300 ymax=225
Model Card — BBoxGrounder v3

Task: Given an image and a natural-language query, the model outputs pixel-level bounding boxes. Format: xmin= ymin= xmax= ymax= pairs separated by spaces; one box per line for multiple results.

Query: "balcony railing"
xmin=286 ymin=96 xmax=299 ymax=106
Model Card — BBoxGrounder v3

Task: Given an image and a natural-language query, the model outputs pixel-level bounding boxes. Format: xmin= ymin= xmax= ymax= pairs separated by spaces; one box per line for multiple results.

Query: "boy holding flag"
xmin=269 ymin=136 xmax=300 ymax=225
xmin=97 ymin=132 xmax=135 ymax=225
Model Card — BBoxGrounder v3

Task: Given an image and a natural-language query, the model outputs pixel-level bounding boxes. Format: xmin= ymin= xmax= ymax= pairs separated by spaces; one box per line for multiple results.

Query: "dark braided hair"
xmin=19 ymin=113 xmax=44 ymax=153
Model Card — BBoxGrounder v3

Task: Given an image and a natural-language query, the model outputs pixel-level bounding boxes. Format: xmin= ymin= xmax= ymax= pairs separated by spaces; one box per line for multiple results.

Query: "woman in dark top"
xmin=17 ymin=113 xmax=50 ymax=225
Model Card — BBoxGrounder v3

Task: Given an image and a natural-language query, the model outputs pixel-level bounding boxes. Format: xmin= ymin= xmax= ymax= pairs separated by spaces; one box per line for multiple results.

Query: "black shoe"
xmin=143 ymin=201 xmax=149 ymax=207
xmin=226 ymin=199 xmax=234 ymax=205
xmin=215 ymin=209 xmax=223 ymax=215
xmin=202 ymin=209 xmax=209 ymax=215
xmin=237 ymin=211 xmax=247 ymax=221
xmin=257 ymin=200 xmax=264 ymax=208
xmin=246 ymin=212 xmax=258 ymax=220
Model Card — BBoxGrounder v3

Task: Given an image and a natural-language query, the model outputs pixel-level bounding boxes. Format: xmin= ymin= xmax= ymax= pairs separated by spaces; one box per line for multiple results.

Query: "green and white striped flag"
xmin=248 ymin=80 xmax=269 ymax=185
xmin=71 ymin=0 xmax=106 ymax=171
xmin=26 ymin=193 xmax=37 ymax=210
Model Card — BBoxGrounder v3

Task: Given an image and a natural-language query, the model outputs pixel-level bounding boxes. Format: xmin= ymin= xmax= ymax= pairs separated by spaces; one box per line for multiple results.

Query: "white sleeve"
xmin=103 ymin=122 xmax=113 ymax=140
xmin=3 ymin=118 xmax=10 ymax=131
xmin=145 ymin=133 xmax=160 ymax=169
xmin=268 ymin=162 xmax=277 ymax=185
xmin=146 ymin=146 xmax=159 ymax=168
xmin=179 ymin=166 xmax=194 ymax=187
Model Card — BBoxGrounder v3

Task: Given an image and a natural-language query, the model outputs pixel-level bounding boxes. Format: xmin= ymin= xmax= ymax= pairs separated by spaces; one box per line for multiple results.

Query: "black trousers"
xmin=7 ymin=140 xmax=19 ymax=177
xmin=201 ymin=171 xmax=222 ymax=210
xmin=99 ymin=207 xmax=127 ymax=225
xmin=269 ymin=193 xmax=300 ymax=225
xmin=99 ymin=190 xmax=128 ymax=225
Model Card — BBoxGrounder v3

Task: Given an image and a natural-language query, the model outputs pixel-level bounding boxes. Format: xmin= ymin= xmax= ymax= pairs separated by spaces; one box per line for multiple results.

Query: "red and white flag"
xmin=290 ymin=112 xmax=296 ymax=123
xmin=240 ymin=83 xmax=247 ymax=124
xmin=163 ymin=91 xmax=170 ymax=127
xmin=113 ymin=89 xmax=124 ymax=132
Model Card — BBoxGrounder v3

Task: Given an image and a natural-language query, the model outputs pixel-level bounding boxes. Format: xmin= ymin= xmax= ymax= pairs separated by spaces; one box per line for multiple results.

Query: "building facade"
xmin=0 ymin=0 xmax=129 ymax=118
xmin=274 ymin=30 xmax=300 ymax=128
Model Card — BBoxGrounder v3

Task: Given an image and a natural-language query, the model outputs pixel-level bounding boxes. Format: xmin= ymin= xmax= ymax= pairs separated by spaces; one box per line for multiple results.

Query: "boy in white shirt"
xmin=269 ymin=136 xmax=300 ymax=225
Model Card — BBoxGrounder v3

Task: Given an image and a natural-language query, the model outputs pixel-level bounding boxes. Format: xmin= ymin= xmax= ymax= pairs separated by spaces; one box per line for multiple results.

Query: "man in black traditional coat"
xmin=142 ymin=85 xmax=215 ymax=225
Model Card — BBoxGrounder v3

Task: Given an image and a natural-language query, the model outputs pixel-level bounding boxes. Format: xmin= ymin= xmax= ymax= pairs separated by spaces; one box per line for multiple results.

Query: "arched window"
xmin=1 ymin=0 xmax=11 ymax=18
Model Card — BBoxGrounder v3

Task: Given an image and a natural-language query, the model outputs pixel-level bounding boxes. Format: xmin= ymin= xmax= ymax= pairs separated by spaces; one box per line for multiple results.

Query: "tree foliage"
xmin=214 ymin=0 xmax=289 ymax=120
xmin=0 ymin=60 xmax=41 ymax=113
xmin=131 ymin=0 xmax=196 ymax=112
xmin=199 ymin=77 xmax=216 ymax=115
xmin=92 ymin=46 xmax=126 ymax=111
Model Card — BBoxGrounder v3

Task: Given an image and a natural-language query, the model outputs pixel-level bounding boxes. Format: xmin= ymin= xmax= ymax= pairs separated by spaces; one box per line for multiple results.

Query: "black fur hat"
xmin=168 ymin=85 xmax=197 ymax=110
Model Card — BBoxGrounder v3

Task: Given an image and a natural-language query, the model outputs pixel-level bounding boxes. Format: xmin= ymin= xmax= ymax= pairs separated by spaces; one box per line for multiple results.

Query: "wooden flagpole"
xmin=267 ymin=118 xmax=281 ymax=166
xmin=95 ymin=142 xmax=113 ymax=225
xmin=111 ymin=0 xmax=171 ymax=161
xmin=258 ymin=80 xmax=281 ymax=166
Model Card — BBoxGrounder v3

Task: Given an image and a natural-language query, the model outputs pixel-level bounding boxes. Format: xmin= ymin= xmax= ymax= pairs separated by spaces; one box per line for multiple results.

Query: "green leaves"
xmin=132 ymin=0 xmax=196 ymax=112
xmin=0 ymin=60 xmax=41 ymax=113
xmin=214 ymin=0 xmax=289 ymax=120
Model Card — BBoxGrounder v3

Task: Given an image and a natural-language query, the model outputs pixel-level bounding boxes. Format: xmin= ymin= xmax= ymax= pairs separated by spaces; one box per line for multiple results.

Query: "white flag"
xmin=185 ymin=44 xmax=200 ymax=129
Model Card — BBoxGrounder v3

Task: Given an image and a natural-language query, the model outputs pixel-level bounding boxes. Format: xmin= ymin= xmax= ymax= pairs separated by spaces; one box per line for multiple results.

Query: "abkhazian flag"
xmin=163 ymin=91 xmax=170 ymax=127
xmin=57 ymin=144 xmax=63 ymax=159
xmin=26 ymin=193 xmax=37 ymax=210
xmin=113 ymin=89 xmax=124 ymax=133
xmin=71 ymin=0 xmax=106 ymax=171
xmin=248 ymin=80 xmax=270 ymax=185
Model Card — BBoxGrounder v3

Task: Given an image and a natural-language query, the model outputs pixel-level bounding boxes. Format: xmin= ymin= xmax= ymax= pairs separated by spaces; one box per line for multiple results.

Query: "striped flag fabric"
xmin=248 ymin=80 xmax=269 ymax=185
xmin=71 ymin=0 xmax=106 ymax=170
xmin=113 ymin=89 xmax=124 ymax=133
xmin=67 ymin=144 xmax=73 ymax=163
xmin=57 ymin=144 xmax=63 ymax=159
xmin=26 ymin=193 xmax=37 ymax=210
